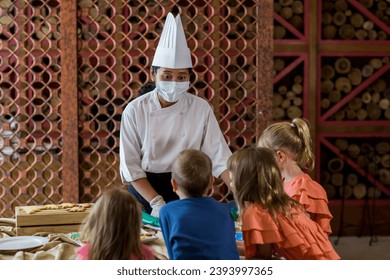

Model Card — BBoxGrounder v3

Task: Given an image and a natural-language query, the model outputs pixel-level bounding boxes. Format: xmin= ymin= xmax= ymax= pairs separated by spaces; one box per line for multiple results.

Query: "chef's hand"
xmin=150 ymin=195 xmax=165 ymax=218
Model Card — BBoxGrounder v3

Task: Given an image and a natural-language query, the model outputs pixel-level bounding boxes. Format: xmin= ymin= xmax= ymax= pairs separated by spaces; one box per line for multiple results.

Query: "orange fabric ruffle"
xmin=241 ymin=204 xmax=340 ymax=260
xmin=284 ymin=173 xmax=333 ymax=235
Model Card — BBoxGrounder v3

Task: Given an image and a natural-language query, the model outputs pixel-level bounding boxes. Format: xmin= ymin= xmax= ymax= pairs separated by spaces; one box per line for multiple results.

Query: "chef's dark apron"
xmin=128 ymin=172 xmax=179 ymax=214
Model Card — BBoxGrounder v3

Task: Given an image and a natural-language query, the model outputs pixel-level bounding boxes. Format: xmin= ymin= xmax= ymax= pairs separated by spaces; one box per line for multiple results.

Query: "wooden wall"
xmin=274 ymin=0 xmax=390 ymax=236
xmin=0 ymin=0 xmax=273 ymax=217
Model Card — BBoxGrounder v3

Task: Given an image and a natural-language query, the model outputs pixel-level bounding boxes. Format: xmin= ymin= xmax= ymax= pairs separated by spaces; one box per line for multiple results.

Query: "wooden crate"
xmin=15 ymin=204 xmax=93 ymax=236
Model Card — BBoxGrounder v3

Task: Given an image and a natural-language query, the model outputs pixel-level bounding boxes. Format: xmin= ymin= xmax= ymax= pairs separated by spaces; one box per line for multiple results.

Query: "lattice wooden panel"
xmin=0 ymin=0 xmax=270 ymax=217
xmin=0 ymin=0 xmax=62 ymax=217
xmin=76 ymin=0 xmax=263 ymax=203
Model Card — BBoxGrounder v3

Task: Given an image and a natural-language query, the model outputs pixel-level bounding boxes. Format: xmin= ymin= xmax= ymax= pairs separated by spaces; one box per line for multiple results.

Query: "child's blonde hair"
xmin=258 ymin=118 xmax=315 ymax=171
xmin=79 ymin=188 xmax=144 ymax=260
xmin=227 ymin=147 xmax=301 ymax=220
xmin=171 ymin=149 xmax=212 ymax=197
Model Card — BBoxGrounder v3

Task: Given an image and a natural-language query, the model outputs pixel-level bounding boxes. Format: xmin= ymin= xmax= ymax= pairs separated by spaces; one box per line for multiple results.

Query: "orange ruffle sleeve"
xmin=241 ymin=204 xmax=340 ymax=260
xmin=284 ymin=173 xmax=333 ymax=235
xmin=241 ymin=205 xmax=282 ymax=259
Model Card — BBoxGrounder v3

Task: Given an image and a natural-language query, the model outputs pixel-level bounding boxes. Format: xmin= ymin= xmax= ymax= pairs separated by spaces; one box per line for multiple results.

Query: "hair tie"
xmin=290 ymin=123 xmax=295 ymax=128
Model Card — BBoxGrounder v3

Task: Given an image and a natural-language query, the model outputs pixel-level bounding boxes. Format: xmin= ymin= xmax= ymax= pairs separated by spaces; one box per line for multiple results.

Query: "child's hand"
xmin=236 ymin=240 xmax=245 ymax=256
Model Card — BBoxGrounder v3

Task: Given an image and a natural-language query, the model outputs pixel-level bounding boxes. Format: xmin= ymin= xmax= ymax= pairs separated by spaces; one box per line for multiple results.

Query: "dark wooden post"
xmin=61 ymin=0 xmax=79 ymax=202
xmin=256 ymin=0 xmax=274 ymax=137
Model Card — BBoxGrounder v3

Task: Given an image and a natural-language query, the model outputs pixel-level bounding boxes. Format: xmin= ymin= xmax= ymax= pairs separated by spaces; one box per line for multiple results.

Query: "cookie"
xmin=23 ymin=206 xmax=44 ymax=214
xmin=43 ymin=204 xmax=60 ymax=210
xmin=60 ymin=203 xmax=75 ymax=209
xmin=67 ymin=206 xmax=86 ymax=212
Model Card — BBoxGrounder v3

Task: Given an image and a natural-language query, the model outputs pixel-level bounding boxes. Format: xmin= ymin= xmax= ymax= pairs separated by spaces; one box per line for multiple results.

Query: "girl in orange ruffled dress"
xmin=258 ymin=118 xmax=333 ymax=235
xmin=227 ymin=147 xmax=340 ymax=260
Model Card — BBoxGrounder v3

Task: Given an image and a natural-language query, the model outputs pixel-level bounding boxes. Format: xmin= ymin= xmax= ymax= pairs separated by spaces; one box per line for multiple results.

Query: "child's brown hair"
xmin=171 ymin=149 xmax=212 ymax=197
xmin=227 ymin=147 xmax=301 ymax=220
xmin=79 ymin=188 xmax=144 ymax=259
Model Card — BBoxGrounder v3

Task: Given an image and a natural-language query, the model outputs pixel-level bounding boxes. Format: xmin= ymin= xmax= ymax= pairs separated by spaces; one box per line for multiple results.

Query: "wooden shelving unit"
xmin=273 ymin=52 xmax=309 ymax=120
xmin=318 ymin=133 xmax=390 ymax=204
xmin=274 ymin=0 xmax=390 ymax=235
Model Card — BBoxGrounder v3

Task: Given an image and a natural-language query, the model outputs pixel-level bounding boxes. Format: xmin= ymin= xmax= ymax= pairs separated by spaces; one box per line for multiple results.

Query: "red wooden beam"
xmin=61 ymin=0 xmax=79 ymax=203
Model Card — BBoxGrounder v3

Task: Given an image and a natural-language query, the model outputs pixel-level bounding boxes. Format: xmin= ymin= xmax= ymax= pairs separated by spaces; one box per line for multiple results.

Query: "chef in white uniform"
xmin=119 ymin=12 xmax=232 ymax=218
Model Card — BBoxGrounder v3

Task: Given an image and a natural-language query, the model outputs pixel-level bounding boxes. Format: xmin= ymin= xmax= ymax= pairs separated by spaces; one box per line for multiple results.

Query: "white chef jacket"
xmin=119 ymin=90 xmax=232 ymax=184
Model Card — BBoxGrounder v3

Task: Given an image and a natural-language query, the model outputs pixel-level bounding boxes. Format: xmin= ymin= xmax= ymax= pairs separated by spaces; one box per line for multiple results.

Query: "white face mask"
xmin=156 ymin=81 xmax=189 ymax=103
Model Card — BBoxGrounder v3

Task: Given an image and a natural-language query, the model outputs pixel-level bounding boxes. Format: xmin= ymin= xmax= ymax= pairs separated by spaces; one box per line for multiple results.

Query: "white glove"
xmin=150 ymin=195 xmax=166 ymax=218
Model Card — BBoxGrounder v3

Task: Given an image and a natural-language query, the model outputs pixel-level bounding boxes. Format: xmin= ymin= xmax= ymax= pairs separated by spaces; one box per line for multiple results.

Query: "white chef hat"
xmin=152 ymin=12 xmax=192 ymax=68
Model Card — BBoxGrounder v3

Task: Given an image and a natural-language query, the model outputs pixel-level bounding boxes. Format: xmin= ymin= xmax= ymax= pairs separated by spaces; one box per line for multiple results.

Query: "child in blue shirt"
xmin=159 ymin=149 xmax=240 ymax=260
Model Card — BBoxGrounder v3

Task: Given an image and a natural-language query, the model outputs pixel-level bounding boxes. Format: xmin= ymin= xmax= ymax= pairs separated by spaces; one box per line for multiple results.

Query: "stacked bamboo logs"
xmin=360 ymin=0 xmax=390 ymax=26
xmin=322 ymin=0 xmax=389 ymax=40
xmin=273 ymin=59 xmax=304 ymax=120
xmin=321 ymin=138 xmax=389 ymax=200
xmin=274 ymin=0 xmax=305 ymax=39
xmin=320 ymin=56 xmax=390 ymax=121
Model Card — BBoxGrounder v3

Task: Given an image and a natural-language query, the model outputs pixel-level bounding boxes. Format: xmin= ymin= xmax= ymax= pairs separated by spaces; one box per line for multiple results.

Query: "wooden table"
xmin=0 ymin=218 xmax=168 ymax=260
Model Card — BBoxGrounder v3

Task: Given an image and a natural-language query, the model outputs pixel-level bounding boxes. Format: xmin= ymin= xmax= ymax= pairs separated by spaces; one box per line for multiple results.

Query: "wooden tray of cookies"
xmin=15 ymin=203 xmax=94 ymax=236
